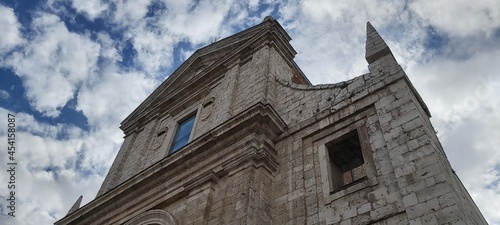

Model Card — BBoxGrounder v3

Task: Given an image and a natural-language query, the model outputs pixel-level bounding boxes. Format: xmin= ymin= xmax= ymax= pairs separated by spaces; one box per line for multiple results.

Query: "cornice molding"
xmin=55 ymin=102 xmax=287 ymax=225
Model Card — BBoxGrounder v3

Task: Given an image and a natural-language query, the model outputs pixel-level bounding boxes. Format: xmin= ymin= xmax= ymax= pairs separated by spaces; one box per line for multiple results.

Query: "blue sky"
xmin=0 ymin=0 xmax=499 ymax=224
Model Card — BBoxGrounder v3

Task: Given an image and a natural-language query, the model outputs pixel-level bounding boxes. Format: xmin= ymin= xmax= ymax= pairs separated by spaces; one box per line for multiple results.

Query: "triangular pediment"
xmin=121 ymin=17 xmax=295 ymax=133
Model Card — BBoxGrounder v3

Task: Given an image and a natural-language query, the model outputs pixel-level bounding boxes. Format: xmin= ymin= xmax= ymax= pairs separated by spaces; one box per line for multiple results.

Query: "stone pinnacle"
xmin=365 ymin=22 xmax=392 ymax=64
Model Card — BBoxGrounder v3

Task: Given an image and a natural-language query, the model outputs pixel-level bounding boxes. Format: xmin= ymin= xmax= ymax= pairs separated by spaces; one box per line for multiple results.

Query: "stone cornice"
xmin=55 ymin=102 xmax=287 ymax=225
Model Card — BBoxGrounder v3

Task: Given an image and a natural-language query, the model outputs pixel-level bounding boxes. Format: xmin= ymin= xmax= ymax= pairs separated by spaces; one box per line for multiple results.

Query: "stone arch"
xmin=124 ymin=209 xmax=177 ymax=225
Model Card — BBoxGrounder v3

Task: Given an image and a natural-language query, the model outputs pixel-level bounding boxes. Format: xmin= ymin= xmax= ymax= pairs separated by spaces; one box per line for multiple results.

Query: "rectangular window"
xmin=327 ymin=130 xmax=367 ymax=192
xmin=170 ymin=113 xmax=196 ymax=154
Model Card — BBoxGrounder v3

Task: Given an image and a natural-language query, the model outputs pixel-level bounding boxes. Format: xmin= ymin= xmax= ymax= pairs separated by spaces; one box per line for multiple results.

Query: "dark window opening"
xmin=170 ymin=114 xmax=196 ymax=154
xmin=327 ymin=130 xmax=366 ymax=191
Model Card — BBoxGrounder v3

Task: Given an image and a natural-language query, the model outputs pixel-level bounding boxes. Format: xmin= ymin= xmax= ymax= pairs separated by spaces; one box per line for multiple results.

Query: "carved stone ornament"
xmin=152 ymin=126 xmax=168 ymax=150
xmin=201 ymin=96 xmax=215 ymax=121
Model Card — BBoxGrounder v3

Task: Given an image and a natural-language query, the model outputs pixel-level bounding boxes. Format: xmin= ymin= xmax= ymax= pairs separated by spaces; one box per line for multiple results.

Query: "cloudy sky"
xmin=0 ymin=0 xmax=499 ymax=224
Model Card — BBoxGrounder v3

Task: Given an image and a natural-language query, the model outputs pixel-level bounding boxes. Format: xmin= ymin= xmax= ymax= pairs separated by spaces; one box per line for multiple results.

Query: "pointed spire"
xmin=66 ymin=195 xmax=83 ymax=215
xmin=365 ymin=22 xmax=392 ymax=64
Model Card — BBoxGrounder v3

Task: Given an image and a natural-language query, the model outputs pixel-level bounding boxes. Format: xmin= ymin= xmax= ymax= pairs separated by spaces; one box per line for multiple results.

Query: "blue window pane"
xmin=170 ymin=114 xmax=196 ymax=153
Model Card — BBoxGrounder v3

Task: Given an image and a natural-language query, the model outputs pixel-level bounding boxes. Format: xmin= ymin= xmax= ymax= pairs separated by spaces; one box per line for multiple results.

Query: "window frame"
xmin=326 ymin=130 xmax=367 ymax=192
xmin=315 ymin=125 xmax=377 ymax=202
xmin=169 ymin=112 xmax=197 ymax=155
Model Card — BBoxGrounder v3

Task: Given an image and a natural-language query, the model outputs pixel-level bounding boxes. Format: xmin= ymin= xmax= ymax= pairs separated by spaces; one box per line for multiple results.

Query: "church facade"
xmin=55 ymin=17 xmax=487 ymax=225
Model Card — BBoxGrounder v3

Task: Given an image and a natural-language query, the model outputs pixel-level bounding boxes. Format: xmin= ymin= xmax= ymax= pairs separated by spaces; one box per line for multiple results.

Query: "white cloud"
xmin=6 ymin=13 xmax=100 ymax=117
xmin=111 ymin=0 xmax=152 ymax=27
xmin=0 ymin=162 xmax=104 ymax=225
xmin=77 ymin=70 xmax=157 ymax=129
xmin=301 ymin=0 xmax=402 ymax=26
xmin=0 ymin=78 xmax=156 ymax=223
xmin=0 ymin=7 xmax=160 ymax=222
xmin=0 ymin=4 xmax=24 ymax=55
xmin=277 ymin=0 xmax=299 ymax=24
xmin=127 ymin=23 xmax=177 ymax=75
xmin=410 ymin=0 xmax=500 ymax=36
xmin=437 ymin=112 xmax=500 ymax=223
xmin=107 ymin=0 xmax=237 ymax=75
xmin=248 ymin=0 xmax=260 ymax=11
xmin=76 ymin=69 xmax=158 ymax=170
xmin=166 ymin=0 xmax=232 ymax=44
xmin=96 ymin=32 xmax=121 ymax=63
xmin=274 ymin=1 xmax=431 ymax=85
xmin=71 ymin=0 xmax=108 ymax=21
xmin=180 ymin=48 xmax=195 ymax=61
xmin=408 ymin=48 xmax=500 ymax=122
xmin=0 ymin=108 xmax=95 ymax=225
xmin=0 ymin=90 xmax=10 ymax=100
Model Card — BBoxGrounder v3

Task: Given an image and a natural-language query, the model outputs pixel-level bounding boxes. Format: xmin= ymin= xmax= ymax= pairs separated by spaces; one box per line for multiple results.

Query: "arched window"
xmin=124 ymin=209 xmax=177 ymax=225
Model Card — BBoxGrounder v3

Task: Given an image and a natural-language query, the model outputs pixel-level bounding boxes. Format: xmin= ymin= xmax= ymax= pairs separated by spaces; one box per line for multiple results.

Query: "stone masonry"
xmin=55 ymin=17 xmax=488 ymax=225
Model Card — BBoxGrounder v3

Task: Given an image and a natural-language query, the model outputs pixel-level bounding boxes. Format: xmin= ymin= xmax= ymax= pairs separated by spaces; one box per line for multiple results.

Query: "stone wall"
xmin=267 ymin=47 xmax=487 ymax=224
xmin=97 ymin=44 xmax=278 ymax=195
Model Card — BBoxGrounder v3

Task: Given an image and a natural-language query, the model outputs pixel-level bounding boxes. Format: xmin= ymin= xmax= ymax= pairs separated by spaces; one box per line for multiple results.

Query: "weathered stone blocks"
xmin=58 ymin=19 xmax=487 ymax=225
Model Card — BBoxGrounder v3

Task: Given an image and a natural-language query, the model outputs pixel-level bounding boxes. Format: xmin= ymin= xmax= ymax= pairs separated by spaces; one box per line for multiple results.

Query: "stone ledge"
xmin=55 ymin=102 xmax=287 ymax=225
